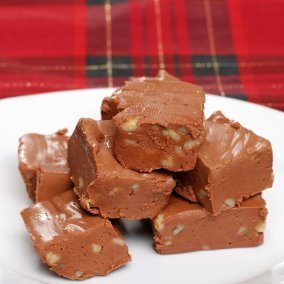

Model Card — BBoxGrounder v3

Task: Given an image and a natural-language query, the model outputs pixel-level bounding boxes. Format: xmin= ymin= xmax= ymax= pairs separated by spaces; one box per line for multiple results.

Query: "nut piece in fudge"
xmin=18 ymin=130 xmax=73 ymax=202
xmin=67 ymin=118 xmax=176 ymax=219
xmin=152 ymin=194 xmax=267 ymax=254
xmin=175 ymin=111 xmax=273 ymax=215
xmin=101 ymin=71 xmax=205 ymax=172
xmin=21 ymin=190 xmax=131 ymax=280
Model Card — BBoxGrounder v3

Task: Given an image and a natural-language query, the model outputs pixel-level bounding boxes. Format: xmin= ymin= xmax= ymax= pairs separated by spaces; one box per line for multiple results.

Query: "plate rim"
xmin=0 ymin=88 xmax=283 ymax=117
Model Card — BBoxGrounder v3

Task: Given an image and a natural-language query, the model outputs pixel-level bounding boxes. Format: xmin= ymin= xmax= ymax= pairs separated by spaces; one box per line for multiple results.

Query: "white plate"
xmin=0 ymin=89 xmax=284 ymax=284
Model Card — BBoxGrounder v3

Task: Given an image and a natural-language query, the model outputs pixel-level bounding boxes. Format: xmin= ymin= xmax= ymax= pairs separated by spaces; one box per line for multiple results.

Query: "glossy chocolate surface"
xmin=68 ymin=118 xmax=176 ymax=219
xmin=101 ymin=71 xmax=206 ymax=172
xmin=175 ymin=111 xmax=273 ymax=215
xmin=21 ymin=191 xmax=131 ymax=280
xmin=152 ymin=194 xmax=267 ymax=254
xmin=18 ymin=130 xmax=72 ymax=201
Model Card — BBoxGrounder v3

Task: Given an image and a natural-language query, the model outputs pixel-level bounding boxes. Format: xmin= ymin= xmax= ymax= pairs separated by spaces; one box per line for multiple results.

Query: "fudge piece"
xmin=18 ymin=130 xmax=73 ymax=202
xmin=101 ymin=71 xmax=205 ymax=172
xmin=21 ymin=190 xmax=131 ymax=280
xmin=152 ymin=194 xmax=267 ymax=254
xmin=175 ymin=111 xmax=273 ymax=215
xmin=67 ymin=118 xmax=176 ymax=219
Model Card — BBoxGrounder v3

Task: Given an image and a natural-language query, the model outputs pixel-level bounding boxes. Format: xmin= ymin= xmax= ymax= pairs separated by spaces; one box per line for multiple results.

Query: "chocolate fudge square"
xmin=175 ymin=111 xmax=273 ymax=215
xmin=18 ymin=130 xmax=73 ymax=202
xmin=21 ymin=191 xmax=131 ymax=280
xmin=101 ymin=71 xmax=205 ymax=172
xmin=152 ymin=194 xmax=267 ymax=254
xmin=67 ymin=118 xmax=176 ymax=219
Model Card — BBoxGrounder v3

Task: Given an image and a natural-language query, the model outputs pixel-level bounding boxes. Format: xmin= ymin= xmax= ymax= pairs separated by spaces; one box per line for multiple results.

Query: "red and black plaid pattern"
xmin=0 ymin=0 xmax=283 ymax=110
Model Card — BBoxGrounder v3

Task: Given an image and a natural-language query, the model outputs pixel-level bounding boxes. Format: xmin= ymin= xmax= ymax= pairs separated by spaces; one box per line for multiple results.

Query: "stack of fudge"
xmin=19 ymin=71 xmax=273 ymax=281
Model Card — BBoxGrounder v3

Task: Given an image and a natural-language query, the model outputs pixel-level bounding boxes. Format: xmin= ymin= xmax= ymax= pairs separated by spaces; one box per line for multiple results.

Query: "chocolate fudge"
xmin=152 ymin=194 xmax=267 ymax=254
xmin=101 ymin=71 xmax=205 ymax=172
xmin=175 ymin=111 xmax=273 ymax=215
xmin=67 ymin=118 xmax=176 ymax=219
xmin=21 ymin=191 xmax=131 ymax=280
xmin=18 ymin=130 xmax=73 ymax=202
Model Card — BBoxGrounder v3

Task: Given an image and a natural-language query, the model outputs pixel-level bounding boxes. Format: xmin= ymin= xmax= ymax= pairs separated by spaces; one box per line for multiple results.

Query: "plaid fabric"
xmin=0 ymin=0 xmax=283 ymax=110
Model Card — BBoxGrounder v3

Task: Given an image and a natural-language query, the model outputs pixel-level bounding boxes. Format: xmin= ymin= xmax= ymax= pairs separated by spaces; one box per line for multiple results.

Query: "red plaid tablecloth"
xmin=0 ymin=0 xmax=283 ymax=110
